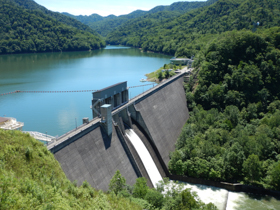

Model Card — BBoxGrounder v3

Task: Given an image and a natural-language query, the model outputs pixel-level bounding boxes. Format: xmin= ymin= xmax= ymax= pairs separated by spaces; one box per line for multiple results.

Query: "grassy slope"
xmin=0 ymin=129 xmax=141 ymax=209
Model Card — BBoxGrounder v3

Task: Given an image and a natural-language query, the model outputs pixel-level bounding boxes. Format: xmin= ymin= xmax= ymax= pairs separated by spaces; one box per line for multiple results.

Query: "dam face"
xmin=52 ymin=74 xmax=189 ymax=191
xmin=54 ymin=126 xmax=138 ymax=190
xmin=133 ymin=77 xmax=189 ymax=167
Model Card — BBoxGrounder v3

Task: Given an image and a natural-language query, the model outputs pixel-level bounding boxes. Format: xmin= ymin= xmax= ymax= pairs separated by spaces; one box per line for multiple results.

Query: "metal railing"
xmin=0 ymin=117 xmax=24 ymax=130
xmin=23 ymin=131 xmax=55 ymax=142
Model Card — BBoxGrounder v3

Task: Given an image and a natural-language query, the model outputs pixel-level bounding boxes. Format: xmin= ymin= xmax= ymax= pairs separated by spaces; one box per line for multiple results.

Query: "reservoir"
xmin=0 ymin=46 xmax=170 ymax=136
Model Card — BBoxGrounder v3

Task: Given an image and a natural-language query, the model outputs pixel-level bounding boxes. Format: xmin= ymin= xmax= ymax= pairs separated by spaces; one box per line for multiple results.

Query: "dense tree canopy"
xmin=0 ymin=0 xmax=105 ymax=54
xmin=193 ymin=29 xmax=280 ymax=110
xmin=169 ymin=29 xmax=280 ymax=190
xmin=106 ymin=0 xmax=280 ymax=57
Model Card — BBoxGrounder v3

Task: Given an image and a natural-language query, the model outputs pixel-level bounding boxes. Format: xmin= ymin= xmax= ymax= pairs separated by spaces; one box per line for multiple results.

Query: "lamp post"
xmin=75 ymin=118 xmax=77 ymax=129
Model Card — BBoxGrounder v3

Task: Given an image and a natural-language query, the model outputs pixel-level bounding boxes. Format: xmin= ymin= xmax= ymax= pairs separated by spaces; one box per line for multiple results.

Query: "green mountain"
xmin=147 ymin=1 xmax=211 ymax=13
xmin=106 ymin=0 xmax=280 ymax=56
xmin=63 ymin=12 xmax=107 ymax=25
xmin=0 ymin=0 xmax=105 ymax=54
xmin=64 ymin=10 xmax=147 ymax=37
xmin=65 ymin=0 xmax=218 ymax=37
xmin=10 ymin=0 xmax=99 ymax=36
xmin=86 ymin=10 xmax=148 ymax=37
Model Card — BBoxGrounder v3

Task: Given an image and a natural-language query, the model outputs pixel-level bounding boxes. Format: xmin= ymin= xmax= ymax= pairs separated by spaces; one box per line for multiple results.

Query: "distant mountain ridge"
xmin=0 ymin=0 xmax=105 ymax=54
xmin=106 ymin=0 xmax=280 ymax=56
xmin=64 ymin=0 xmax=219 ymax=37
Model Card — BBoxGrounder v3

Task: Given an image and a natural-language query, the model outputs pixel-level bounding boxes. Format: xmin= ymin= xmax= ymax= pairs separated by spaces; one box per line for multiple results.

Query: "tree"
xmin=144 ymin=189 xmax=164 ymax=209
xmin=109 ymin=170 xmax=126 ymax=195
xmin=243 ymin=154 xmax=261 ymax=182
xmin=165 ymin=70 xmax=170 ymax=78
xmin=132 ymin=177 xmax=149 ymax=199
xmin=267 ymin=161 xmax=280 ymax=190
xmin=179 ymin=189 xmax=199 ymax=210
xmin=158 ymin=70 xmax=163 ymax=80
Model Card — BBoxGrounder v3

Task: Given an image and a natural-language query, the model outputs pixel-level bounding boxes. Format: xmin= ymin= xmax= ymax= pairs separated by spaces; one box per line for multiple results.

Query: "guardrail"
xmin=55 ymin=117 xmax=98 ymax=141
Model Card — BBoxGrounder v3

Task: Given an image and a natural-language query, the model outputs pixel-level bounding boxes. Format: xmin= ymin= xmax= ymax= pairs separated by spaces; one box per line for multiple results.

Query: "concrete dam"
xmin=48 ymin=70 xmax=190 ymax=191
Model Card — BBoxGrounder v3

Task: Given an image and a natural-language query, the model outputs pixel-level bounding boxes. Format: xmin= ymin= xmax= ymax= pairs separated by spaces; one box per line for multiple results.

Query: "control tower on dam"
xmin=48 ymin=69 xmax=190 ymax=191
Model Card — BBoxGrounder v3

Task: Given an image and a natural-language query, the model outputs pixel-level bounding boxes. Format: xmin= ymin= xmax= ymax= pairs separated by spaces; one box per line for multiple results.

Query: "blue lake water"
xmin=0 ymin=46 xmax=171 ymax=136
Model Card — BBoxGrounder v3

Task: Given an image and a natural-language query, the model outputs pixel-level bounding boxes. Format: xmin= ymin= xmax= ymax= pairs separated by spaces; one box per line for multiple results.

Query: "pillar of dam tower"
xmin=101 ymin=104 xmax=112 ymax=136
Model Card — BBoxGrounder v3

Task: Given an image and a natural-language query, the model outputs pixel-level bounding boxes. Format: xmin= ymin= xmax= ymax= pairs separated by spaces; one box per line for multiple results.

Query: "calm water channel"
xmin=1 ymin=46 xmax=280 ymax=209
xmin=0 ymin=46 xmax=170 ymax=136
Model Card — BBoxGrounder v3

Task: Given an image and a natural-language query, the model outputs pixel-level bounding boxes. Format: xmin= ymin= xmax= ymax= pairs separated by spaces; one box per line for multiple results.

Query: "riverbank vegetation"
xmin=0 ymin=0 xmax=105 ymax=54
xmin=169 ymin=29 xmax=280 ymax=190
xmin=146 ymin=64 xmax=179 ymax=82
xmin=108 ymin=170 xmax=217 ymax=210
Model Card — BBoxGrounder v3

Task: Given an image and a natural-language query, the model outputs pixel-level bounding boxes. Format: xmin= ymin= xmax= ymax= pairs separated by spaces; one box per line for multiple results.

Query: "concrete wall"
xmin=53 ymin=75 xmax=189 ymax=191
xmin=134 ymin=77 xmax=189 ymax=167
xmin=54 ymin=126 xmax=138 ymax=191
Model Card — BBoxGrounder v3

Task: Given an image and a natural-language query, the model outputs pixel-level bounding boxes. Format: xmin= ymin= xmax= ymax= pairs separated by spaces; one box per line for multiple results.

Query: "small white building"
xmin=0 ymin=117 xmax=24 ymax=130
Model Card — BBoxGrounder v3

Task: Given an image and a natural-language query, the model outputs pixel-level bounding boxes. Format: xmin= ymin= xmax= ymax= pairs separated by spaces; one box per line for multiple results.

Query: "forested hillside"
xmin=106 ymin=0 xmax=280 ymax=56
xmin=10 ymin=0 xmax=99 ymax=36
xmin=0 ymin=0 xmax=105 ymax=54
xmin=169 ymin=28 xmax=280 ymax=190
xmin=86 ymin=10 xmax=147 ymax=37
xmin=66 ymin=0 xmax=218 ymax=37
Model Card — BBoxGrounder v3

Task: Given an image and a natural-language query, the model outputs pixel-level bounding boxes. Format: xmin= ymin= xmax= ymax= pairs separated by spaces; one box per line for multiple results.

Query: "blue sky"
xmin=34 ymin=0 xmax=206 ymax=17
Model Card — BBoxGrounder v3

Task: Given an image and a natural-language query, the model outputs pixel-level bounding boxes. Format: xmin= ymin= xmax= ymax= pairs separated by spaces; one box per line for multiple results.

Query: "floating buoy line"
xmin=0 ymin=83 xmax=155 ymax=96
